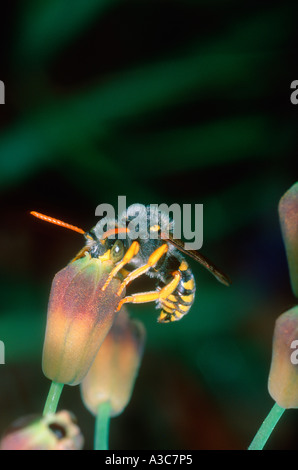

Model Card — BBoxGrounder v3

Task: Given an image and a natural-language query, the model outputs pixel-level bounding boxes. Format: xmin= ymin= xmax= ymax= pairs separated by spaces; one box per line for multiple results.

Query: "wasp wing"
xmin=165 ymin=234 xmax=231 ymax=286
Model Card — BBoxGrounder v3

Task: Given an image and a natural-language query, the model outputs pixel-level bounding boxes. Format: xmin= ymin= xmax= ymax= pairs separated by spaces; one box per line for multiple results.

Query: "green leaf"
xmin=15 ymin=0 xmax=120 ymax=65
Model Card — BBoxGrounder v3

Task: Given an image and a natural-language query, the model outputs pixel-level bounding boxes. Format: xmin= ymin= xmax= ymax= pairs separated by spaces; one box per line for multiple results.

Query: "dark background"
xmin=0 ymin=0 xmax=297 ymax=449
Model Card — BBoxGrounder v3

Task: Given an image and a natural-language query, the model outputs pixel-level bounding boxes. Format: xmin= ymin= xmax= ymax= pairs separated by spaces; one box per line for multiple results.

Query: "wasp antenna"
xmin=102 ymin=227 xmax=130 ymax=239
xmin=30 ymin=211 xmax=86 ymax=235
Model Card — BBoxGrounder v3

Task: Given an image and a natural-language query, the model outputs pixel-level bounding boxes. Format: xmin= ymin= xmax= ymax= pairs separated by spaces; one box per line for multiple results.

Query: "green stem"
xmin=248 ymin=402 xmax=285 ymax=450
xmin=94 ymin=401 xmax=111 ymax=450
xmin=43 ymin=381 xmax=64 ymax=416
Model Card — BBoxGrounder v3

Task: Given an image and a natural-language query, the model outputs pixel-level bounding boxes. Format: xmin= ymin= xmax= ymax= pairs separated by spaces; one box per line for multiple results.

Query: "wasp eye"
xmin=111 ymin=240 xmax=125 ymax=262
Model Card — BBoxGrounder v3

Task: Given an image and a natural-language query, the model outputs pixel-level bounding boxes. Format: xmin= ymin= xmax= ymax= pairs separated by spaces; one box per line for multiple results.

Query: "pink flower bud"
xmin=81 ymin=309 xmax=145 ymax=417
xmin=268 ymin=305 xmax=298 ymax=408
xmin=278 ymin=182 xmax=298 ymax=297
xmin=0 ymin=411 xmax=84 ymax=450
xmin=42 ymin=255 xmax=124 ymax=385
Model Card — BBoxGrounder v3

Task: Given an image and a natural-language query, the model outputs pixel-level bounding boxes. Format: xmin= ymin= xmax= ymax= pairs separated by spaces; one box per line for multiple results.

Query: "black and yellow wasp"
xmin=31 ymin=204 xmax=231 ymax=323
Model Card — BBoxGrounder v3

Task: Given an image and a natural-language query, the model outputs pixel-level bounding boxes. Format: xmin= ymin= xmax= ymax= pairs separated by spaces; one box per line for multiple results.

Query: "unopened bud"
xmin=81 ymin=309 xmax=145 ymax=417
xmin=278 ymin=182 xmax=298 ymax=297
xmin=0 ymin=411 xmax=83 ymax=450
xmin=268 ymin=305 xmax=298 ymax=408
xmin=42 ymin=255 xmax=123 ymax=385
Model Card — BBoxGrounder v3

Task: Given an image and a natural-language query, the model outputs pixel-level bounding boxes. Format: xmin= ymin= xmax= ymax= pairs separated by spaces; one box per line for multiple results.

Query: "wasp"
xmin=31 ymin=204 xmax=231 ymax=323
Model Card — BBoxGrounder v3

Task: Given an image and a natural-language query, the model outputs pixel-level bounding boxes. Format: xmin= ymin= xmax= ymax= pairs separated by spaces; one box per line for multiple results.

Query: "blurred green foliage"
xmin=0 ymin=0 xmax=297 ymax=450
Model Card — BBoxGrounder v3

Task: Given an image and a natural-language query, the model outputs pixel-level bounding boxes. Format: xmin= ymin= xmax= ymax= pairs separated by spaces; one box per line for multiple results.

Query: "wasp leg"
xmin=117 ymin=291 xmax=160 ymax=311
xmin=117 ymin=270 xmax=181 ymax=312
xmin=117 ymin=243 xmax=169 ymax=297
xmin=101 ymin=241 xmax=140 ymax=291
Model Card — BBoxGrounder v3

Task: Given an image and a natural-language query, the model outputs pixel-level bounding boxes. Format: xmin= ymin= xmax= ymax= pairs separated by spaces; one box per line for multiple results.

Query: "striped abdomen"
xmin=158 ymin=260 xmax=196 ymax=323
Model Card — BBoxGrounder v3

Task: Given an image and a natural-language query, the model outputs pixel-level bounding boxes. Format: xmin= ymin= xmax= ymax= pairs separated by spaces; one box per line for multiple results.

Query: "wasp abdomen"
xmin=158 ymin=260 xmax=196 ymax=323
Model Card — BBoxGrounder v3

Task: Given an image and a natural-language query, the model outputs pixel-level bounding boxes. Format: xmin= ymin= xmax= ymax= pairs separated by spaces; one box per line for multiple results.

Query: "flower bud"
xmin=268 ymin=305 xmax=298 ymax=408
xmin=81 ymin=308 xmax=145 ymax=417
xmin=42 ymin=255 xmax=123 ymax=386
xmin=278 ymin=182 xmax=298 ymax=297
xmin=0 ymin=411 xmax=83 ymax=450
